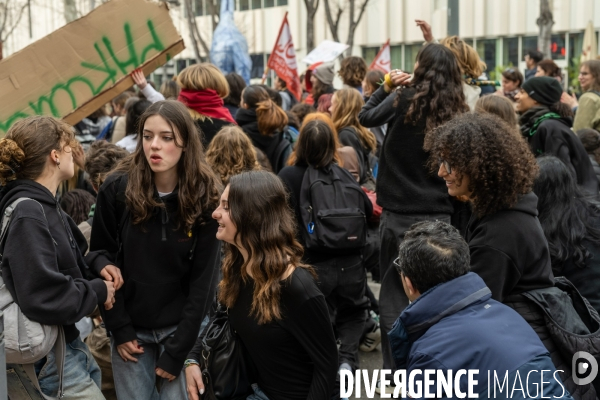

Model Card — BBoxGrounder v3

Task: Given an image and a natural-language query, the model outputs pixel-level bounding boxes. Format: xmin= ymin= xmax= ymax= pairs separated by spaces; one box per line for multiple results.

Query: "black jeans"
xmin=378 ymin=210 xmax=451 ymax=370
xmin=314 ymin=254 xmax=369 ymax=370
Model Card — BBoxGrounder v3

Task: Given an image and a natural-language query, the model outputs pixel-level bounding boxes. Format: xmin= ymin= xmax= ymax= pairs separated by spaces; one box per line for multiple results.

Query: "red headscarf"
xmin=178 ymin=89 xmax=236 ymax=124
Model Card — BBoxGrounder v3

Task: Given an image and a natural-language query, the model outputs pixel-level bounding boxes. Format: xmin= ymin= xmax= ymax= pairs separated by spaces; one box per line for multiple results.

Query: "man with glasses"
xmin=387 ymin=220 xmax=573 ymax=399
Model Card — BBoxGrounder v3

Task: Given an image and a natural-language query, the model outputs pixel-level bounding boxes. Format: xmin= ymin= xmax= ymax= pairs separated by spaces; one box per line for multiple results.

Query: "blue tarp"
xmin=210 ymin=0 xmax=252 ymax=83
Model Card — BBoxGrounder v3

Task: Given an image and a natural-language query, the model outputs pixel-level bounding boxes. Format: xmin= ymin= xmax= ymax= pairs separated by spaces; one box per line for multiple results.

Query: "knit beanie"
xmin=313 ymin=62 xmax=335 ymax=86
xmin=521 ymin=77 xmax=563 ymax=106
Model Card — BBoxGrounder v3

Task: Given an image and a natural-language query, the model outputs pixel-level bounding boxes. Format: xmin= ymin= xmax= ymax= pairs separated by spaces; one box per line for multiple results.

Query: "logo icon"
xmin=573 ymin=351 xmax=598 ymax=385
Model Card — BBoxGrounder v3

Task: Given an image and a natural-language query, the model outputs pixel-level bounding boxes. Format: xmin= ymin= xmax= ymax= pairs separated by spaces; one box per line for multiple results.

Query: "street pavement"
xmin=350 ymin=278 xmax=385 ymax=400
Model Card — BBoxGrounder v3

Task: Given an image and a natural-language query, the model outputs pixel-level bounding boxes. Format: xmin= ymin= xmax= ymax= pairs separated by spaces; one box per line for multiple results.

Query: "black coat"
xmin=0 ymin=180 xmax=107 ymax=343
xmin=194 ymin=117 xmax=233 ymax=146
xmin=466 ymin=192 xmax=555 ymax=302
xmin=520 ymin=106 xmax=599 ymax=198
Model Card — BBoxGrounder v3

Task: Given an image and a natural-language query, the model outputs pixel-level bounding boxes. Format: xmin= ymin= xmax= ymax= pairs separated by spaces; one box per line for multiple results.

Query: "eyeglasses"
xmin=393 ymin=257 xmax=402 ymax=274
xmin=439 ymin=159 xmax=452 ymax=174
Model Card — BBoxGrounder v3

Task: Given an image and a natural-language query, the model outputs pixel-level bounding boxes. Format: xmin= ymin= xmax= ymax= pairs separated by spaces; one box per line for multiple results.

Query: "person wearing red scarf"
xmin=177 ymin=63 xmax=236 ymax=145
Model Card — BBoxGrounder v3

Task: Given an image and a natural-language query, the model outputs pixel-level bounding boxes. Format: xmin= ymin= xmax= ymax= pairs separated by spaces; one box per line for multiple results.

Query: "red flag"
xmin=267 ymin=13 xmax=301 ymax=101
xmin=369 ymin=39 xmax=391 ymax=73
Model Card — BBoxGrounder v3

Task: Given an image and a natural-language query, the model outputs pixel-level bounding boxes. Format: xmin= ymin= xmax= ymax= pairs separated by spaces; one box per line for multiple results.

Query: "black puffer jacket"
xmin=505 ymin=277 xmax=600 ymax=400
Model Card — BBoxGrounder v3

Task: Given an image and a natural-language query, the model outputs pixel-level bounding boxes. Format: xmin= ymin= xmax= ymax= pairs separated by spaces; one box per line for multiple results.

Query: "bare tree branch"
xmin=0 ymin=0 xmax=27 ymax=41
xmin=206 ymin=0 xmax=219 ymax=32
xmin=345 ymin=0 xmax=369 ymax=56
xmin=323 ymin=0 xmax=343 ymax=42
xmin=537 ymin=0 xmax=553 ymax=58
xmin=303 ymin=0 xmax=319 ymax=52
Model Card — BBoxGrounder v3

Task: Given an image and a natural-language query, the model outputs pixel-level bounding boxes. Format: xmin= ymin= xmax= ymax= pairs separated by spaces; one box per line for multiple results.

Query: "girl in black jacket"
xmin=236 ymin=85 xmax=291 ymax=173
xmin=278 ymin=119 xmax=372 ymax=377
xmin=90 ymin=100 xmax=222 ymax=399
xmin=1 ymin=116 xmax=114 ymax=399
xmin=186 ymin=170 xmax=338 ymax=400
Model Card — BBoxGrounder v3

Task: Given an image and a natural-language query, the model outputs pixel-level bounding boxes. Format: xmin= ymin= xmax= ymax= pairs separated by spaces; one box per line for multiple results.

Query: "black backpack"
xmin=299 ymin=164 xmax=368 ymax=251
xmin=271 ymin=134 xmax=293 ymax=173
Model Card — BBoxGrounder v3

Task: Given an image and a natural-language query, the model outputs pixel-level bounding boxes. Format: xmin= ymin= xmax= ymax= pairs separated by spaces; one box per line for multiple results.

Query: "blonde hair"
xmin=440 ymin=36 xmax=486 ymax=79
xmin=331 ymin=89 xmax=377 ymax=153
xmin=206 ymin=126 xmax=261 ymax=184
xmin=177 ymin=63 xmax=229 ymax=98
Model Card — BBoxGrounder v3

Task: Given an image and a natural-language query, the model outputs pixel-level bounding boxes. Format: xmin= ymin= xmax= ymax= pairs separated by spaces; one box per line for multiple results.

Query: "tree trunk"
xmin=345 ymin=0 xmax=369 ymax=57
xmin=537 ymin=0 xmax=554 ymax=59
xmin=323 ymin=0 xmax=342 ymax=42
xmin=184 ymin=0 xmax=210 ymax=62
xmin=0 ymin=39 xmax=3 ymax=61
xmin=64 ymin=0 xmax=77 ymax=22
xmin=304 ymin=0 xmax=319 ymax=53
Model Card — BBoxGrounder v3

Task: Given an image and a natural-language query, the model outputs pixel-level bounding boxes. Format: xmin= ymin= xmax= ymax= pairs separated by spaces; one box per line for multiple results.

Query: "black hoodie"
xmin=89 ymin=174 xmax=221 ymax=376
xmin=466 ymin=192 xmax=555 ymax=302
xmin=0 ymin=180 xmax=107 ymax=343
xmin=520 ymin=106 xmax=599 ymax=197
xmin=236 ymin=107 xmax=289 ymax=172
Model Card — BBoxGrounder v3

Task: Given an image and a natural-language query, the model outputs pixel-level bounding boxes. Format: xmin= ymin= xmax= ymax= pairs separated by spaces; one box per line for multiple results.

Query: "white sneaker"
xmin=359 ymin=325 xmax=381 ymax=352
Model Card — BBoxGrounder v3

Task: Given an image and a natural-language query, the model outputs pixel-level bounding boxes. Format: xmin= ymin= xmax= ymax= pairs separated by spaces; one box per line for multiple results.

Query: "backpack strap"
xmin=22 ymin=325 xmax=66 ymax=400
xmin=0 ymin=198 xmax=66 ymax=399
xmin=272 ymin=136 xmax=293 ymax=173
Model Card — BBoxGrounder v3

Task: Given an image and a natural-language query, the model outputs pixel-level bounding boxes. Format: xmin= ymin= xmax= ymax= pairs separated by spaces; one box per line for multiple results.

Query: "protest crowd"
xmin=6 ymin=14 xmax=600 ymax=400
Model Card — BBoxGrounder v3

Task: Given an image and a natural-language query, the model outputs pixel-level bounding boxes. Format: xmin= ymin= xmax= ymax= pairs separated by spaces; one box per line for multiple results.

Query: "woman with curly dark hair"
xmin=426 ymin=112 xmax=553 ymax=299
xmin=374 ymin=43 xmax=469 ymax=388
xmin=534 ymin=156 xmax=600 ymax=314
xmin=338 ymin=56 xmax=368 ymax=93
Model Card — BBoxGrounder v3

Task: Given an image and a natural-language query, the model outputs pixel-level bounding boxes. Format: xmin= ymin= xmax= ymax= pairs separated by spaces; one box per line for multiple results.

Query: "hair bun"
xmin=0 ymin=138 xmax=25 ymax=184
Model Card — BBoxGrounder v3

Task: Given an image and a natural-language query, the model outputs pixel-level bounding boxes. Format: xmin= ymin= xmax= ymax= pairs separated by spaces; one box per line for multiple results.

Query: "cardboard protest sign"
xmin=302 ymin=40 xmax=349 ymax=65
xmin=0 ymin=0 xmax=185 ymax=133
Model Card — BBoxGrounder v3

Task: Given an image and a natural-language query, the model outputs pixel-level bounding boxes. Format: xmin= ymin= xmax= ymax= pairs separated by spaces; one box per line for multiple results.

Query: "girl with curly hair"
xmin=338 ymin=56 xmax=368 ymax=92
xmin=372 ymin=43 xmax=470 ymax=382
xmin=186 ymin=170 xmax=338 ymax=400
xmin=330 ymin=88 xmax=377 ymax=187
xmin=90 ymin=100 xmax=222 ymax=399
xmin=206 ymin=125 xmax=261 ymax=185
xmin=426 ymin=112 xmax=553 ymax=300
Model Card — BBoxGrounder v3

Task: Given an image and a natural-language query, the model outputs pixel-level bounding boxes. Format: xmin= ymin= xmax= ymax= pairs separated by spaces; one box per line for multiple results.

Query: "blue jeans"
xmin=247 ymin=384 xmax=270 ymax=400
xmin=111 ymin=318 xmax=208 ymax=400
xmin=7 ymin=337 xmax=104 ymax=399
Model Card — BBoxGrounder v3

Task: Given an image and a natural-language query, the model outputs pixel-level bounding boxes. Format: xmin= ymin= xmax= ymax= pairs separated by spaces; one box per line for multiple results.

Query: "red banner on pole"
xmin=369 ymin=39 xmax=391 ymax=73
xmin=267 ymin=13 xmax=301 ymax=101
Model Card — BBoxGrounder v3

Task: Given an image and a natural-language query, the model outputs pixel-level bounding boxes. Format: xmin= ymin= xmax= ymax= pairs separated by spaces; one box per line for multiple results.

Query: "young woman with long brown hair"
xmin=89 ymin=100 xmax=222 ymax=400
xmin=235 ymin=85 xmax=291 ymax=172
xmin=186 ymin=170 xmax=338 ymax=400
xmin=330 ymin=88 xmax=377 ymax=187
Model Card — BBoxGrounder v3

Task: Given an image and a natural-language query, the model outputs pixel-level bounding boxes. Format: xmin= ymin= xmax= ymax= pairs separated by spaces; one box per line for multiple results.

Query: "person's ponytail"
xmin=0 ymin=138 xmax=25 ymax=185
xmin=256 ymin=99 xmax=288 ymax=136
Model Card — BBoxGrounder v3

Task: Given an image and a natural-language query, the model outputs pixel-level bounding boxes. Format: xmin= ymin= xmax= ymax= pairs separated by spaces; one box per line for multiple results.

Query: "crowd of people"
xmin=5 ymin=18 xmax=600 ymax=400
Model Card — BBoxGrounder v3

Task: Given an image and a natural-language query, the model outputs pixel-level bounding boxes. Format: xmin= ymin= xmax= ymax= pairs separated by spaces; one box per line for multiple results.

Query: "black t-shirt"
xmin=228 ymin=267 xmax=338 ymax=400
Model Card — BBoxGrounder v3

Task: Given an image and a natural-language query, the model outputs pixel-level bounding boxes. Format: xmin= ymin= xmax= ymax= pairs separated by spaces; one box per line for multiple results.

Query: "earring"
xmin=55 ymin=158 xmax=60 ymax=170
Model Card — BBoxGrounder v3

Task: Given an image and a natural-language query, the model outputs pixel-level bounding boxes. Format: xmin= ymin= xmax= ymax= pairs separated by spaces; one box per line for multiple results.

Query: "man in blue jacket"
xmin=387 ymin=221 xmax=572 ymax=399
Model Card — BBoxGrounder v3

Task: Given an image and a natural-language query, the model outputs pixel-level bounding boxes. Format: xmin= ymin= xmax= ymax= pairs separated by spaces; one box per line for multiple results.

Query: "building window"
xmin=239 ymin=0 xmax=250 ymax=10
xmin=194 ymin=0 xmax=204 ymax=16
xmin=264 ymin=0 xmax=275 ymax=6
xmin=251 ymin=0 xmax=261 ymax=9
xmin=522 ymin=36 xmax=538 ymax=59
xmin=277 ymin=0 xmax=287 ymax=4
xmin=251 ymin=54 xmax=266 ymax=79
xmin=362 ymin=46 xmax=379 ymax=66
xmin=503 ymin=37 xmax=519 ymax=66
xmin=463 ymin=38 xmax=473 ymax=46
xmin=551 ymin=33 xmax=566 ymax=60
xmin=476 ymin=39 xmax=497 ymax=78
xmin=402 ymin=44 xmax=421 ymax=72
